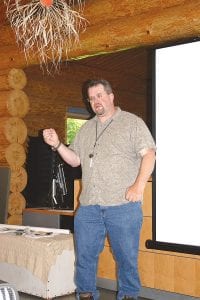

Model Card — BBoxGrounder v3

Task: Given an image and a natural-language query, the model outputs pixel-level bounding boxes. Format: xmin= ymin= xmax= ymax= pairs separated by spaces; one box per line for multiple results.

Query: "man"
xmin=43 ymin=79 xmax=156 ymax=300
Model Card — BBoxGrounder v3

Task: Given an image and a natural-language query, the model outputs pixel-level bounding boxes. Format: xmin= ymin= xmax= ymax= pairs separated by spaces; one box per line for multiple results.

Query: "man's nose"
xmin=88 ymin=96 xmax=100 ymax=103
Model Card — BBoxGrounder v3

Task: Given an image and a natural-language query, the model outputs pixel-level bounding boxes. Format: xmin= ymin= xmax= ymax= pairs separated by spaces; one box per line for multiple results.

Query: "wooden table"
xmin=0 ymin=224 xmax=76 ymax=299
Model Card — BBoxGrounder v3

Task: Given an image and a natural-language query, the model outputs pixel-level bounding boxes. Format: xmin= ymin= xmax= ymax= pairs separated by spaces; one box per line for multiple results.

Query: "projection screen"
xmin=152 ymin=40 xmax=200 ymax=252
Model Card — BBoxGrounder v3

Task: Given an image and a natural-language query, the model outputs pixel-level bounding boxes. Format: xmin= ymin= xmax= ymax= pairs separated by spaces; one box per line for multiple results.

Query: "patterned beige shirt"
xmin=69 ymin=107 xmax=156 ymax=206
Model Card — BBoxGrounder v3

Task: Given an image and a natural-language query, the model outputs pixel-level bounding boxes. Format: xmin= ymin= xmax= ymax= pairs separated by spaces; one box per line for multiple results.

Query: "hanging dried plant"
xmin=4 ymin=0 xmax=88 ymax=73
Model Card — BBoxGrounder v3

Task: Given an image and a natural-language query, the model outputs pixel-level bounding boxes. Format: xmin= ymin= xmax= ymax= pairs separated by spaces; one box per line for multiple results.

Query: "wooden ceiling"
xmin=71 ymin=47 xmax=152 ymax=80
xmin=1 ymin=1 xmax=199 ymax=74
xmin=0 ymin=1 xmax=151 ymax=81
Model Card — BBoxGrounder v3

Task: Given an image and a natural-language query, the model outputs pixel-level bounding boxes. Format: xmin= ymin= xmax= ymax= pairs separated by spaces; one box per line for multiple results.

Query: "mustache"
xmin=94 ymin=103 xmax=103 ymax=108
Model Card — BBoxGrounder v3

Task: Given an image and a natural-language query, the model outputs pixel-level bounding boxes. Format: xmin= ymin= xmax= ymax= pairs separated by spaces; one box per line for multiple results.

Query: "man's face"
xmin=88 ymin=84 xmax=114 ymax=117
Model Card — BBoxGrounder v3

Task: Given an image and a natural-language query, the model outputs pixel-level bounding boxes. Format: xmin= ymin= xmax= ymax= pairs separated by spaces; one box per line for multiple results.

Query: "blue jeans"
xmin=74 ymin=201 xmax=143 ymax=300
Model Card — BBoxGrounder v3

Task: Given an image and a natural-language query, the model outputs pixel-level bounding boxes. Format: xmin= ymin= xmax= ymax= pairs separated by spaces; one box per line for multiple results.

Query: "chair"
xmin=0 ymin=283 xmax=19 ymax=300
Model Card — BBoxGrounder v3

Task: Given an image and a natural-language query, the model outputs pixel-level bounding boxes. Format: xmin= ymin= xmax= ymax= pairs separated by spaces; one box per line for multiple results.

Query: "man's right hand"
xmin=43 ymin=128 xmax=60 ymax=148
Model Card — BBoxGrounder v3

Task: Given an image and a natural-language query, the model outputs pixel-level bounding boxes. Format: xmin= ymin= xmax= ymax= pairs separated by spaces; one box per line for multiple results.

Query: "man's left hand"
xmin=125 ymin=184 xmax=143 ymax=202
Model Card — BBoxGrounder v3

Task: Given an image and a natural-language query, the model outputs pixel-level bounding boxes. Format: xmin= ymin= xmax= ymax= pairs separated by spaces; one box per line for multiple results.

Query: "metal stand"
xmin=51 ymin=162 xmax=68 ymax=209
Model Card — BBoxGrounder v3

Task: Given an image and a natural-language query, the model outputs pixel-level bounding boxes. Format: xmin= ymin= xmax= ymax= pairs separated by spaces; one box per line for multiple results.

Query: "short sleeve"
xmin=133 ymin=117 xmax=156 ymax=156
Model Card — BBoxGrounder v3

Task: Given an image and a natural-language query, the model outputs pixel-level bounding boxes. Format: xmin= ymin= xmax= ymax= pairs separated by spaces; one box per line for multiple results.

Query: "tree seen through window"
xmin=66 ymin=118 xmax=86 ymax=145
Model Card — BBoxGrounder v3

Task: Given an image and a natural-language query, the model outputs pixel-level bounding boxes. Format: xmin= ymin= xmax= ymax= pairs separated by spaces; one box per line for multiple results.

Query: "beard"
xmin=94 ymin=104 xmax=105 ymax=116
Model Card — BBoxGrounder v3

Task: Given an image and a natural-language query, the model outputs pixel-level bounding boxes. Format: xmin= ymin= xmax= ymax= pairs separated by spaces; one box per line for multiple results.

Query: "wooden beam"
xmin=0 ymin=0 xmax=200 ymax=68
xmin=84 ymin=0 xmax=189 ymax=26
xmin=69 ymin=0 xmax=200 ymax=58
xmin=0 ymin=0 xmax=188 ymax=46
xmin=0 ymin=45 xmax=38 ymax=70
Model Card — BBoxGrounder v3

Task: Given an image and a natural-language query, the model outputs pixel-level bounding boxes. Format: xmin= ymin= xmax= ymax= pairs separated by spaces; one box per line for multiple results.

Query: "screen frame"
xmin=146 ymin=38 xmax=200 ymax=255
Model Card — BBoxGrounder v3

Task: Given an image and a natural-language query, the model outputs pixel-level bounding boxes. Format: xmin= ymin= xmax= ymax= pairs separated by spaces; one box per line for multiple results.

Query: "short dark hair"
xmin=84 ymin=79 xmax=113 ymax=95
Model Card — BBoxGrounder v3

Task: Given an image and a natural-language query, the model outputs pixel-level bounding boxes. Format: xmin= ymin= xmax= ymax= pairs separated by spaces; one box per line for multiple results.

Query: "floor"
xmin=19 ymin=289 xmax=151 ymax=300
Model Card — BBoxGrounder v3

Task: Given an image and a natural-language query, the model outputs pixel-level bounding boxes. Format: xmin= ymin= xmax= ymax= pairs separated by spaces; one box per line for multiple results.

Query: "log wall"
xmin=0 ymin=68 xmax=29 ymax=225
xmin=23 ymin=50 xmax=151 ymax=140
xmin=0 ymin=0 xmax=200 ymax=297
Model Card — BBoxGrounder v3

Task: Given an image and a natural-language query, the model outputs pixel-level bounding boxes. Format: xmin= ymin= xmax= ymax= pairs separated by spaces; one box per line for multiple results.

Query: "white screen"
xmin=155 ymin=41 xmax=200 ymax=247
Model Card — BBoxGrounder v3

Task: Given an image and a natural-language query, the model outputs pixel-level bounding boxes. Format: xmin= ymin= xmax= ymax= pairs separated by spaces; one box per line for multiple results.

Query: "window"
xmin=66 ymin=118 xmax=87 ymax=144
xmin=65 ymin=107 xmax=90 ymax=145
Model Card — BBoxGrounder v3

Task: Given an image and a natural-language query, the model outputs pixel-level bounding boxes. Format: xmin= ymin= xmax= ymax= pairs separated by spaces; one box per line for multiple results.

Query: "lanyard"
xmin=89 ymin=119 xmax=113 ymax=165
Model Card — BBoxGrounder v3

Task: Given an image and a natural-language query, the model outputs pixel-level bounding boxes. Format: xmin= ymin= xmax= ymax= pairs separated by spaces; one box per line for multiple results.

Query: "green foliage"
xmin=66 ymin=118 xmax=86 ymax=144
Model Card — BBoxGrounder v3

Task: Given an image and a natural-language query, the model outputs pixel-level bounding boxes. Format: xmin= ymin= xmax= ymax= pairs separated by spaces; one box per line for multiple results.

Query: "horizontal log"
xmin=0 ymin=117 xmax=27 ymax=146
xmin=5 ymin=143 xmax=26 ymax=168
xmin=0 ymin=68 xmax=27 ymax=90
xmin=0 ymin=69 xmax=12 ymax=76
xmin=4 ymin=117 xmax=27 ymax=144
xmin=0 ymin=91 xmax=12 ymax=116
xmin=10 ymin=166 xmax=27 ymax=193
xmin=0 ymin=1 xmax=187 ymax=27
xmin=0 ymin=24 xmax=15 ymax=46
xmin=0 ymin=120 xmax=9 ymax=164
xmin=0 ymin=89 xmax=30 ymax=117
xmin=0 ymin=1 xmax=192 ymax=46
xmin=8 ymin=90 xmax=30 ymax=117
xmin=24 ymin=98 xmax=67 ymax=114
xmin=0 ymin=117 xmax=10 ymax=145
xmin=0 ymin=45 xmax=37 ymax=70
xmin=84 ymin=0 xmax=188 ymax=26
xmin=0 ymin=74 xmax=11 ymax=91
xmin=7 ymin=214 xmax=22 ymax=225
xmin=8 ymin=192 xmax=26 ymax=216
xmin=69 ymin=1 xmax=200 ymax=59
xmin=8 ymin=68 xmax=27 ymax=89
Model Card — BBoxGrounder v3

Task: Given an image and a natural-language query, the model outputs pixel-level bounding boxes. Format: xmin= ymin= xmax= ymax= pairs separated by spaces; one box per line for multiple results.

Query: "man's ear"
xmin=110 ymin=93 xmax=114 ymax=103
